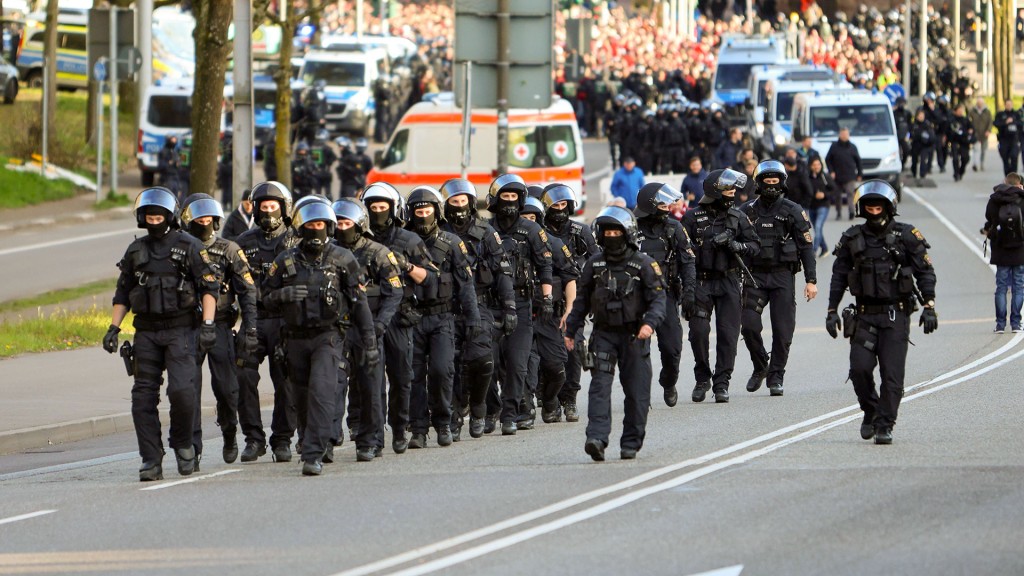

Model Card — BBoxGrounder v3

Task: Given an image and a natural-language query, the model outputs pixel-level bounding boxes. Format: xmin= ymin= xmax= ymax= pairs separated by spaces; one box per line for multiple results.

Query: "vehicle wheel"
xmin=26 ymin=71 xmax=42 ymax=89
xmin=2 ymin=79 xmax=16 ymax=104
xmin=141 ymin=170 xmax=155 ymax=187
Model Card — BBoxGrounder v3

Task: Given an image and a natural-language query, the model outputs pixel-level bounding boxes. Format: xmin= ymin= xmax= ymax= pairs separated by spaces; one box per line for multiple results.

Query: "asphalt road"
xmin=1 ymin=144 xmax=1022 ymax=575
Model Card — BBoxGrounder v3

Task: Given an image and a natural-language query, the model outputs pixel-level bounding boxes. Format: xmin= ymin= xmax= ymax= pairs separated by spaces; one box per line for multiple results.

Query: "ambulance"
xmin=367 ymin=93 xmax=587 ymax=213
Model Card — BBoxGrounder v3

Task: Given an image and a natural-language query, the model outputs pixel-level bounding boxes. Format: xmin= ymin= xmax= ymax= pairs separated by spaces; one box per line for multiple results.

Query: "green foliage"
xmin=0 ymin=165 xmax=80 ymax=208
xmin=0 ymin=306 xmax=135 ymax=358
xmin=0 ymin=279 xmax=118 ymax=315
xmin=95 ymin=192 xmax=132 ymax=210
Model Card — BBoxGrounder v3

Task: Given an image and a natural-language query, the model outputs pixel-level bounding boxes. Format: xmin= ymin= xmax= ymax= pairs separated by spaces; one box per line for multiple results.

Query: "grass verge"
xmin=95 ymin=192 xmax=132 ymax=210
xmin=0 ymin=278 xmax=118 ymax=314
xmin=0 ymin=165 xmax=81 ymax=209
xmin=0 ymin=306 xmax=134 ymax=358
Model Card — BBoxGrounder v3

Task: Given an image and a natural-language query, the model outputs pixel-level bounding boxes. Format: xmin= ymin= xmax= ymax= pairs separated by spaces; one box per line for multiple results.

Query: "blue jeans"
xmin=994 ymin=265 xmax=1024 ymax=329
xmin=809 ymin=206 xmax=829 ymax=255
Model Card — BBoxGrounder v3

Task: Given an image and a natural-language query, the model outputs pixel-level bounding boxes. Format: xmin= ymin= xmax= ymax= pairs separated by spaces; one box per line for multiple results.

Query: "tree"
xmin=190 ymin=0 xmax=234 ymax=199
xmin=993 ymin=0 xmax=1014 ymax=103
xmin=267 ymin=0 xmax=323 ymax=189
xmin=42 ymin=0 xmax=58 ymax=157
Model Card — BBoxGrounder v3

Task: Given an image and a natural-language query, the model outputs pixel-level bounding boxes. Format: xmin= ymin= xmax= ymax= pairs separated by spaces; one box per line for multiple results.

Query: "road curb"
xmin=0 ymin=207 xmax=133 ymax=236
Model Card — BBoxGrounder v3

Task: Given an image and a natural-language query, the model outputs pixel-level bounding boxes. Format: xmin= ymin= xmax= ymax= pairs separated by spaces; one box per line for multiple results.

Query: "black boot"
xmin=584 ymin=438 xmax=605 ymax=462
xmin=139 ymin=459 xmax=163 ymax=482
xmin=271 ymin=444 xmax=292 ymax=463
xmin=174 ymin=447 xmax=196 ymax=476
xmin=469 ymin=417 xmax=485 ymax=438
xmin=436 ymin=425 xmax=453 ymax=447
xmin=664 ymin=386 xmax=679 ymax=407
xmin=874 ymin=427 xmax=893 ymax=445
xmin=240 ymin=441 xmax=266 ymax=463
xmin=746 ymin=370 xmax=767 ymax=392
xmin=692 ymin=381 xmax=710 ymax=402
xmin=222 ymin=433 xmax=238 ymax=464
xmin=561 ymin=401 xmax=579 ymax=422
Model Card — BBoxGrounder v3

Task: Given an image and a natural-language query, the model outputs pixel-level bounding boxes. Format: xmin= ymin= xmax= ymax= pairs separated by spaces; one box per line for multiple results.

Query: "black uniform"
xmin=947 ymin=113 xmax=974 ymax=181
xmin=566 ymin=249 xmax=667 ymax=455
xmin=113 ymin=231 xmax=219 ymax=466
xmin=263 ymin=243 xmax=376 ymax=466
xmin=157 ymin=141 xmax=182 ymax=197
xmin=636 ymin=215 xmax=697 ymax=395
xmin=994 ymin=108 xmax=1022 ymax=175
xmin=910 ymin=118 xmax=937 ymax=179
xmin=681 ymin=203 xmax=760 ymax=397
xmin=312 ymin=143 xmax=338 ymax=198
xmin=527 ymin=235 xmax=577 ymax=420
xmin=291 ymin=154 xmax=318 ymax=200
xmin=409 ymin=230 xmax=481 ymax=438
xmin=191 ymin=236 xmax=258 ymax=459
xmin=487 ymin=217 xmax=554 ymax=428
xmin=338 ymin=236 xmax=403 ymax=453
xmin=738 ymin=196 xmax=816 ymax=393
xmin=829 ymin=222 xmax=936 ymax=434
xmin=235 ymin=226 xmax=301 ymax=456
xmin=338 ymin=153 xmax=372 ymax=198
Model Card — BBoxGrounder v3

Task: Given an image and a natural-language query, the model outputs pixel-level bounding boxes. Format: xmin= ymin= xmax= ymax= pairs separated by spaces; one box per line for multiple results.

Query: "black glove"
xmin=392 ymin=251 xmax=411 ymax=273
xmin=826 ymin=310 xmax=842 ymax=339
xmin=199 ymin=322 xmax=218 ymax=352
xmin=728 ymin=240 xmax=746 ymax=255
xmin=680 ymin=292 xmax=696 ymax=318
xmin=539 ymin=295 xmax=555 ymax=323
xmin=236 ymin=327 xmax=258 ymax=357
xmin=103 ymin=324 xmax=120 ymax=354
xmin=712 ymin=231 xmax=733 ymax=247
xmin=466 ymin=322 xmax=484 ymax=340
xmin=919 ymin=307 xmax=938 ymax=334
xmin=374 ymin=322 xmax=387 ymax=339
xmin=363 ymin=345 xmax=380 ymax=368
xmin=502 ymin=309 xmax=518 ymax=336
xmin=278 ymin=285 xmax=309 ymax=303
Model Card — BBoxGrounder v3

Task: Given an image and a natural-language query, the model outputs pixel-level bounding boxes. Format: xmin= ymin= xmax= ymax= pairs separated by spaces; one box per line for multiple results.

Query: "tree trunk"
xmin=42 ymin=0 xmax=58 ymax=150
xmin=191 ymin=0 xmax=234 ymax=199
xmin=274 ymin=3 xmax=296 ymax=189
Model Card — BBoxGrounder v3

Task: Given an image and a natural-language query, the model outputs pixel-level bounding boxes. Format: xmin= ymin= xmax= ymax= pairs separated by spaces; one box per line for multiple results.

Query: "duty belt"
xmin=751 ymin=264 xmax=793 ymax=273
xmin=697 ymin=269 xmax=737 ymax=280
xmin=857 ymin=302 xmax=906 ymax=315
xmin=133 ymin=312 xmax=195 ymax=332
xmin=595 ymin=322 xmax=639 ymax=335
xmin=514 ymin=286 xmax=532 ymax=298
xmin=417 ymin=302 xmax=452 ymax=316
xmin=284 ymin=325 xmax=335 ymax=339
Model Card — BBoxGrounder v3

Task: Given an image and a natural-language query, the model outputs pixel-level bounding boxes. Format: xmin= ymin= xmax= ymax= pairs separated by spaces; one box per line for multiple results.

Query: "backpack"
xmin=995 ymin=201 xmax=1024 ymax=248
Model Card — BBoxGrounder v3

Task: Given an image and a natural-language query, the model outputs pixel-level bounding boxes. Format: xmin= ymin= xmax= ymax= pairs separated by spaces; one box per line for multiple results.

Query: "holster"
xmin=579 ymin=337 xmax=595 ymax=372
xmin=119 ymin=340 xmax=135 ymax=377
xmin=842 ymin=304 xmax=857 ymax=339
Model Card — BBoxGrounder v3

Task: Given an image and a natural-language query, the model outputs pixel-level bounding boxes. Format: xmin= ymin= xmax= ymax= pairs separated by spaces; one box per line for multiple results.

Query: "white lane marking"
xmin=0 ymin=228 xmax=135 ymax=257
xmin=330 ymin=337 xmax=1024 ymax=576
xmin=687 ymin=567 xmax=744 ymax=576
xmin=139 ymin=469 xmax=240 ymax=491
xmin=584 ymin=166 xmax=611 ymax=182
xmin=902 ymin=186 xmax=992 ymax=270
xmin=381 ymin=345 xmax=1024 ymax=576
xmin=0 ymin=510 xmax=57 ymax=526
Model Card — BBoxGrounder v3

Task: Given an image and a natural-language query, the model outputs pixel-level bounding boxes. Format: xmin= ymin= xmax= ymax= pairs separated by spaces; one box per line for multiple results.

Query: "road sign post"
xmin=94 ymin=57 xmax=107 ymax=202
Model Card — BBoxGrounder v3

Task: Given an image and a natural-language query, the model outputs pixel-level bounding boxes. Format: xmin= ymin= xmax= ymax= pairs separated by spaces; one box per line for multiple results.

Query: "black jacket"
xmin=824 ymin=140 xmax=863 ymax=184
xmin=984 ymin=184 xmax=1024 ymax=267
xmin=807 ymin=169 xmax=837 ymax=211
xmin=783 ymin=163 xmax=813 ymax=208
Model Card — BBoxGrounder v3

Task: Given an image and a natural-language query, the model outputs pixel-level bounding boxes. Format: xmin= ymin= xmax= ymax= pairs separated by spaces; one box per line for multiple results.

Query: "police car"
xmin=137 ymin=80 xmax=228 ymax=186
xmin=711 ymin=34 xmax=786 ymax=128
xmin=299 ymin=46 xmax=391 ymax=137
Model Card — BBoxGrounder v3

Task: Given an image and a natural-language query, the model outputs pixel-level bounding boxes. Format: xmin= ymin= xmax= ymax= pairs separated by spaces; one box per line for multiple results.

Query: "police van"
xmin=790 ymin=90 xmax=902 ymax=190
xmin=367 ymin=94 xmax=587 ymax=213
xmin=745 ymin=62 xmax=800 ymax=144
xmin=16 ymin=22 xmax=87 ymax=90
xmin=137 ymin=80 xmax=229 ymax=186
xmin=711 ymin=34 xmax=786 ymax=128
xmin=299 ymin=46 xmax=391 ymax=137
xmin=760 ymin=68 xmax=848 ymax=155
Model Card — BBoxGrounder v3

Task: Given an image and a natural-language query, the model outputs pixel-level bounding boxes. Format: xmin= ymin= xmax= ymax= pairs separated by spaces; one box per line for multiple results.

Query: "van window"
xmin=715 ymin=64 xmax=754 ymax=91
xmin=810 ymin=104 xmax=894 ymax=138
xmin=303 ymin=61 xmax=365 ymax=86
xmin=254 ymin=89 xmax=276 ymax=111
xmin=508 ymin=125 xmax=578 ymax=169
xmin=147 ymin=95 xmax=192 ymax=129
xmin=756 ymin=80 xmax=770 ymax=107
xmin=775 ymin=92 xmax=797 ymax=122
xmin=382 ymin=129 xmax=408 ymax=167
xmin=61 ymin=32 xmax=85 ymax=51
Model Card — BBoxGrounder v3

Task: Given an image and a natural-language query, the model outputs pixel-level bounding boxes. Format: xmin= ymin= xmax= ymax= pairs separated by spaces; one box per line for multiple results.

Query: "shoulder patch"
xmin=494 ymin=232 xmax=502 ymax=245
xmin=458 ymin=241 xmax=468 ymax=255
xmin=203 ymin=273 xmax=216 ymax=283
xmin=237 ymin=249 xmax=248 ymax=264
xmin=801 ymin=210 xmax=810 ymax=222
xmin=543 ymin=251 xmax=552 ymax=259
xmin=651 ymin=261 xmax=663 ymax=276
xmin=199 ymin=249 xmax=212 ymax=264
xmin=387 ymin=251 xmax=399 ymax=266
xmin=538 ymin=229 xmax=549 ymax=243
xmin=561 ymin=244 xmax=573 ymax=259
xmin=911 ymin=227 xmax=925 ymax=242
xmin=243 ymin=271 xmax=255 ymax=285
xmin=924 ymin=253 xmax=933 ymax=266
xmin=268 ymin=262 xmax=279 ymax=277
xmin=803 ymin=230 xmax=813 ymax=244
xmin=388 ymin=276 xmax=403 ymax=289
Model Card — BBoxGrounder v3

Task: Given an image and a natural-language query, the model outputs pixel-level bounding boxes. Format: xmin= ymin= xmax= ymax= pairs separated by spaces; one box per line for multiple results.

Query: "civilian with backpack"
xmin=982 ymin=173 xmax=1024 ymax=333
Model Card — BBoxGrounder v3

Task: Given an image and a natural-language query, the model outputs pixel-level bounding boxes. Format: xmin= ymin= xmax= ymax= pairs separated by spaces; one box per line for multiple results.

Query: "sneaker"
xmin=561 ymin=402 xmax=579 ymax=422
xmin=1013 ymin=326 xmax=1023 ymax=333
xmin=408 ymin=433 xmax=427 ymax=449
xmin=994 ymin=326 xmax=1006 ymax=334
xmin=484 ymin=414 xmax=499 ymax=434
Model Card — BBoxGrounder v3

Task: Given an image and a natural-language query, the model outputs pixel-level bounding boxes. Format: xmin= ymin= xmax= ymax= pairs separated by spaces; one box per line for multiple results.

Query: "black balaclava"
xmin=545 ymin=205 xmax=571 ymax=229
xmin=495 ymin=194 xmax=520 ymax=229
xmin=301 ymin=226 xmax=330 ymax=255
xmin=257 ymin=201 xmax=284 ymax=233
xmin=335 ymin=224 xmax=361 ymax=248
xmin=409 ymin=204 xmax=439 ymax=238
xmin=368 ymin=206 xmax=393 ymax=236
xmin=716 ymin=193 xmax=735 ymax=211
xmin=863 ymin=202 xmax=891 ymax=232
xmin=444 ymin=201 xmax=472 ymax=231
xmin=602 ymin=231 xmax=628 ymax=262
xmin=145 ymin=208 xmax=172 ymax=240
xmin=188 ymin=220 xmax=216 ymax=243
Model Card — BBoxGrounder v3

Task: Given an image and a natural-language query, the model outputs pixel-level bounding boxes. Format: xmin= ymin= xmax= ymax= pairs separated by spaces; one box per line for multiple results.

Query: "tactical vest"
xmin=554 ymin=221 xmax=593 ymax=269
xmin=461 ymin=222 xmax=498 ymax=299
xmin=239 ymin=229 xmax=295 ymax=315
xmin=205 ymin=238 xmax=236 ymax=315
xmin=844 ymin=226 xmax=915 ymax=302
xmin=638 ymin=220 xmax=683 ymax=296
xmin=746 ymin=202 xmax=800 ymax=270
xmin=415 ymin=233 xmax=456 ymax=312
xmin=381 ymin=226 xmax=425 ymax=324
xmin=277 ymin=250 xmax=350 ymax=329
xmin=126 ymin=235 xmax=197 ymax=317
xmin=353 ymin=240 xmax=389 ymax=315
xmin=691 ymin=208 xmax=738 ymax=274
xmin=590 ymin=252 xmax=646 ymax=330
xmin=497 ymin=221 xmax=536 ymax=295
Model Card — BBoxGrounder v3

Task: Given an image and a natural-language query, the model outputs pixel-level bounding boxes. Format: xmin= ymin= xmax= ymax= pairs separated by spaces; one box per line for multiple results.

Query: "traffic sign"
xmin=883 ymin=83 xmax=906 ymax=105
xmin=92 ymin=58 xmax=107 ymax=82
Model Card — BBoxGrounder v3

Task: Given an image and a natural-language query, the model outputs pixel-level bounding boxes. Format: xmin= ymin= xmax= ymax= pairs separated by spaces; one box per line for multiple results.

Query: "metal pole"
xmin=381 ymin=0 xmax=388 ymax=35
xmin=954 ymin=0 xmax=961 ymax=68
xmin=356 ymin=0 xmax=363 ymax=40
xmin=137 ymin=0 xmax=152 ymax=115
xmin=41 ymin=55 xmax=47 ymax=176
xmin=110 ymin=6 xmax=119 ymax=194
xmin=496 ymin=0 xmax=509 ymax=176
xmin=97 ymin=78 xmax=104 ymax=202
xmin=232 ymin=0 xmax=253 ymax=210
xmin=986 ymin=0 xmax=993 ymax=94
xmin=903 ymin=0 xmax=911 ymax=91
xmin=975 ymin=0 xmax=981 ymax=51
xmin=919 ymin=0 xmax=927 ymax=97
xmin=460 ymin=61 xmax=472 ymax=180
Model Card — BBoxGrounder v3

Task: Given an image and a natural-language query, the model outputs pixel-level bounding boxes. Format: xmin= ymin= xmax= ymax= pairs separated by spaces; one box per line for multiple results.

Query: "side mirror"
xmin=374 ymin=149 xmax=384 ymax=166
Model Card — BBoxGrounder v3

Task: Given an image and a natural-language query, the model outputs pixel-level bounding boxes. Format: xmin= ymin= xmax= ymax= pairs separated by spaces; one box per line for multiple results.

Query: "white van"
xmin=299 ymin=47 xmax=390 ymax=137
xmin=790 ymin=90 xmax=902 ymax=190
xmin=137 ymin=80 xmax=228 ymax=186
xmin=760 ymin=68 xmax=848 ymax=155
xmin=367 ymin=94 xmax=587 ymax=213
xmin=745 ymin=62 xmax=800 ymax=142
xmin=711 ymin=34 xmax=786 ymax=128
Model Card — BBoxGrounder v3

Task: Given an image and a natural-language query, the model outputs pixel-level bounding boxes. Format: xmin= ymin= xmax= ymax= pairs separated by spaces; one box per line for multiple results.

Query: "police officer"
xmin=157 ymin=136 xmax=182 ymax=198
xmin=948 ymin=105 xmax=974 ymax=182
xmin=440 ymin=179 xmax=515 ymax=439
xmin=738 ymin=161 xmax=817 ymax=397
xmin=826 ymin=181 xmax=938 ymax=444
xmin=539 ymin=183 xmax=599 ymax=422
xmin=361 ymin=183 xmax=437 ymax=453
xmin=521 ymin=194 xmax=577 ymax=426
xmin=103 ymin=187 xmax=220 ymax=481
xmin=486 ymin=174 xmax=554 ymax=435
xmin=263 ymin=201 xmax=378 ymax=475
xmin=633 ymin=182 xmax=697 ymax=406
xmin=177 ymin=136 xmax=193 ymax=199
xmin=405 ymin=186 xmax=481 ymax=448
xmin=311 ymin=129 xmax=338 ymax=198
xmin=263 ymin=132 xmax=278 ymax=182
xmin=681 ymin=169 xmax=761 ymax=403
xmin=332 ymin=198 xmax=404 ymax=460
xmin=994 ymin=99 xmax=1022 ymax=175
xmin=340 ymin=139 xmax=373 ymax=198
xmin=564 ymin=206 xmax=667 ymax=461
xmin=217 ymin=132 xmax=233 ymax=207
xmin=179 ymin=194 xmax=259 ymax=467
xmin=234 ymin=181 xmax=301 ymax=463
xmin=373 ymin=76 xmax=392 ymax=143
xmin=292 ymin=142 xmax=318 ymax=200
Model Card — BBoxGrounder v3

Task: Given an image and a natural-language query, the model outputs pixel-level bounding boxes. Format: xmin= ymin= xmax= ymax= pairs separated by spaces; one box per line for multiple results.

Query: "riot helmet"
xmin=135 ymin=187 xmax=180 ymax=240
xmin=699 ymin=168 xmax=747 ymax=208
xmin=440 ymin=178 xmax=478 ymax=230
xmin=541 ymin=183 xmax=577 ymax=229
xmin=634 ymin=182 xmax=683 ymax=219
xmin=331 ymin=198 xmax=370 ymax=247
xmin=180 ymin=193 xmax=224 ymax=242
xmin=250 ymin=181 xmax=294 ymax=232
xmin=521 ymin=196 xmax=545 ymax=221
xmin=753 ymin=160 xmax=788 ymax=201
xmin=355 ymin=137 xmax=369 ymax=154
xmin=360 ymin=182 xmax=404 ymax=234
xmin=593 ymin=206 xmax=639 ymax=261
xmin=293 ymin=201 xmax=337 ymax=255
xmin=527 ymin=185 xmax=545 ymax=200
xmin=406 ymin=186 xmax=444 ymax=237
xmin=290 ymin=194 xmax=332 ymax=228
xmin=487 ymin=173 xmax=528 ymax=212
xmin=853 ymin=180 xmax=899 ymax=230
